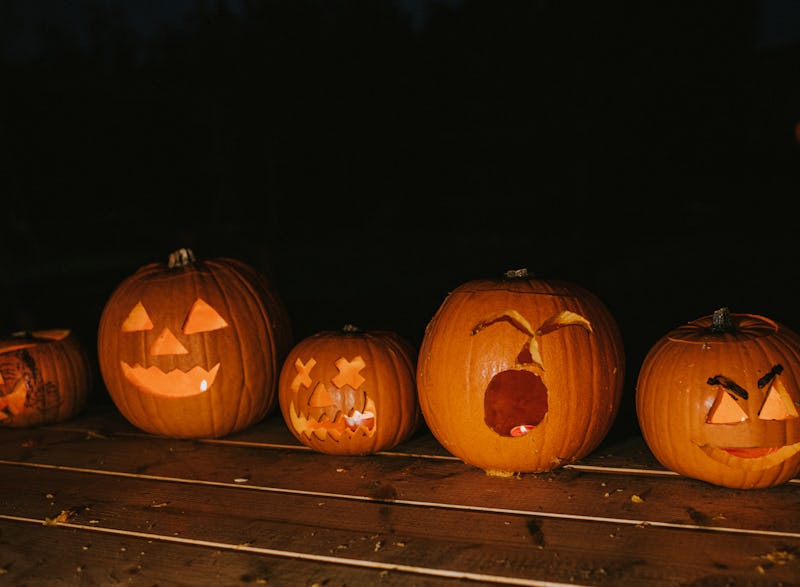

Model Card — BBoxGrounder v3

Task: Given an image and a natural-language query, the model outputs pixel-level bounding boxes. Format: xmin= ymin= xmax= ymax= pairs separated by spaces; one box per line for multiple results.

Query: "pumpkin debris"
xmin=44 ymin=509 xmax=75 ymax=525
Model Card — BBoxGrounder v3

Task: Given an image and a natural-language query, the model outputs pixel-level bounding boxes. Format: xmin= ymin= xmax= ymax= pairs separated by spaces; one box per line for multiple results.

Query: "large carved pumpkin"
xmin=278 ymin=324 xmax=420 ymax=455
xmin=97 ymin=248 xmax=292 ymax=438
xmin=636 ymin=307 xmax=800 ymax=489
xmin=417 ymin=269 xmax=625 ymax=475
xmin=0 ymin=329 xmax=93 ymax=427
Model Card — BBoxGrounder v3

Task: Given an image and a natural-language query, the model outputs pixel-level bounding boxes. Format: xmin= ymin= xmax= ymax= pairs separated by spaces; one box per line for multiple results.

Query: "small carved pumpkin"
xmin=636 ymin=307 xmax=800 ymax=488
xmin=0 ymin=329 xmax=93 ymax=427
xmin=417 ymin=269 xmax=625 ymax=475
xmin=278 ymin=324 xmax=420 ymax=455
xmin=97 ymin=248 xmax=292 ymax=438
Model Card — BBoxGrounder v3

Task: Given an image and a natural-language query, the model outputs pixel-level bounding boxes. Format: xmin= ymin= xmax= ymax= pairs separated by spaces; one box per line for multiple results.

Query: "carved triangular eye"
xmin=121 ymin=302 xmax=154 ymax=332
xmin=183 ymin=299 xmax=228 ymax=334
xmin=758 ymin=379 xmax=799 ymax=420
xmin=707 ymin=390 xmax=748 ymax=424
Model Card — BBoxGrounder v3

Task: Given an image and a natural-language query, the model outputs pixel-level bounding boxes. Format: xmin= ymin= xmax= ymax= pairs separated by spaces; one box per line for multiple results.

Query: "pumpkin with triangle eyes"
xmin=0 ymin=329 xmax=93 ymax=427
xmin=636 ymin=307 xmax=800 ymax=489
xmin=97 ymin=248 xmax=292 ymax=438
xmin=417 ymin=269 xmax=625 ymax=475
xmin=278 ymin=324 xmax=420 ymax=455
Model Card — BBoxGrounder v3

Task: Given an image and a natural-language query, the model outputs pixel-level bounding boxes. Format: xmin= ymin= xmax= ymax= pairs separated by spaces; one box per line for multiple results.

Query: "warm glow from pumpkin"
xmin=636 ymin=309 xmax=800 ymax=488
xmin=287 ymin=354 xmax=377 ymax=441
xmin=417 ymin=269 xmax=625 ymax=474
xmin=98 ymin=248 xmax=293 ymax=439
xmin=0 ymin=330 xmax=92 ymax=428
xmin=278 ymin=325 xmax=420 ymax=455
xmin=117 ymin=299 xmax=230 ymax=399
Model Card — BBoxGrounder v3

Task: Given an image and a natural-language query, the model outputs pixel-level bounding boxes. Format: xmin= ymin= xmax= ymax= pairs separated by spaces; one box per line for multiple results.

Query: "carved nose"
xmin=149 ymin=328 xmax=188 ymax=356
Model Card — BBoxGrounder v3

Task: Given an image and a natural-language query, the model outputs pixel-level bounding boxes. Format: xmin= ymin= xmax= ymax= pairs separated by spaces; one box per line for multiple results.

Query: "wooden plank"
xmin=0 ymin=520 xmax=476 ymax=587
xmin=1 ymin=426 xmax=798 ymax=537
xmin=2 ymin=466 xmax=798 ymax=587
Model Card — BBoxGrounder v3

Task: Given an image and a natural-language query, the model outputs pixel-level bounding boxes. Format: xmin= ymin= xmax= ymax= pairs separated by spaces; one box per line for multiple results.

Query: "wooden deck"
xmin=1 ymin=399 xmax=798 ymax=587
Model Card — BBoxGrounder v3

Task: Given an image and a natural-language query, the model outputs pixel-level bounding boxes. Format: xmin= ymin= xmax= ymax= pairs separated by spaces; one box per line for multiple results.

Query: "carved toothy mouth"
xmin=696 ymin=441 xmax=800 ymax=470
xmin=289 ymin=397 xmax=377 ymax=442
xmin=121 ymin=361 xmax=220 ymax=398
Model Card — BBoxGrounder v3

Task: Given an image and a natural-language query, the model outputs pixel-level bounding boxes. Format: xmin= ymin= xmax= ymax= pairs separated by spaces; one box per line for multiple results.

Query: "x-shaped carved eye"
xmin=706 ymin=365 xmax=800 ymax=424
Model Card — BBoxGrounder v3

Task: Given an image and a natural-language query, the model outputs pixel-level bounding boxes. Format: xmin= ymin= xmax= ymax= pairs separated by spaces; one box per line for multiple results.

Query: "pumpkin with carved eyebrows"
xmin=417 ymin=269 xmax=625 ymax=475
xmin=636 ymin=307 xmax=800 ymax=488
xmin=97 ymin=248 xmax=292 ymax=438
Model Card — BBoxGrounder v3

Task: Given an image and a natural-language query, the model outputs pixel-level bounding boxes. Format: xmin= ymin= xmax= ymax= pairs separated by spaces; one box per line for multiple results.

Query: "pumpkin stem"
xmin=710 ymin=307 xmax=734 ymax=334
xmin=504 ymin=268 xmax=530 ymax=280
xmin=168 ymin=248 xmax=196 ymax=269
xmin=342 ymin=324 xmax=361 ymax=334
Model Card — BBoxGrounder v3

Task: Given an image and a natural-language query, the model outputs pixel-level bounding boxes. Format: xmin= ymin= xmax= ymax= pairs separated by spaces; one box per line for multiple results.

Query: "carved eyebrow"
xmin=706 ymin=374 xmax=749 ymax=400
xmin=757 ymin=364 xmax=783 ymax=389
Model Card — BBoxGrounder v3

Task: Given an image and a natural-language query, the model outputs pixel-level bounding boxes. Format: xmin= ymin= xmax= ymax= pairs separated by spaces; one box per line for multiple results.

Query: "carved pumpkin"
xmin=417 ymin=269 xmax=625 ymax=475
xmin=278 ymin=324 xmax=420 ymax=455
xmin=97 ymin=248 xmax=292 ymax=438
xmin=636 ymin=307 xmax=800 ymax=488
xmin=0 ymin=329 xmax=93 ymax=427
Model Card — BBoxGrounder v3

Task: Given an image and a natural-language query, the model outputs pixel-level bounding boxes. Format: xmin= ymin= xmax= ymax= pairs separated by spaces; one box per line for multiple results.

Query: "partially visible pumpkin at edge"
xmin=636 ymin=307 xmax=800 ymax=489
xmin=0 ymin=329 xmax=93 ymax=428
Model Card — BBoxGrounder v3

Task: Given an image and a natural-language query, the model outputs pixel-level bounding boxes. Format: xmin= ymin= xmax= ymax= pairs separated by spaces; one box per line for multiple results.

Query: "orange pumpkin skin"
xmin=636 ymin=309 xmax=800 ymax=489
xmin=278 ymin=325 xmax=421 ymax=455
xmin=0 ymin=330 xmax=93 ymax=428
xmin=417 ymin=269 xmax=625 ymax=474
xmin=97 ymin=249 xmax=292 ymax=439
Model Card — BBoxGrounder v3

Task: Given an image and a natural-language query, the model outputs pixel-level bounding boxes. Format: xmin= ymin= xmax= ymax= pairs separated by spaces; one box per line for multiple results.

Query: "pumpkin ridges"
xmin=0 ymin=331 xmax=92 ymax=428
xmin=418 ymin=272 xmax=625 ymax=473
xmin=98 ymin=250 xmax=291 ymax=439
xmin=636 ymin=311 xmax=800 ymax=489
xmin=278 ymin=326 xmax=418 ymax=455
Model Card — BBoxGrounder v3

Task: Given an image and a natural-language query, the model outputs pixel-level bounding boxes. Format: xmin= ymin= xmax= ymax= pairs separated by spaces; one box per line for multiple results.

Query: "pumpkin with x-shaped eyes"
xmin=278 ymin=324 xmax=420 ymax=455
xmin=636 ymin=308 xmax=800 ymax=488
xmin=97 ymin=249 xmax=292 ymax=438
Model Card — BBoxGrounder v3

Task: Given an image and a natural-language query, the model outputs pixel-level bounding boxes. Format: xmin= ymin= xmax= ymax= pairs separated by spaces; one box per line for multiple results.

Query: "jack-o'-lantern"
xmin=278 ymin=324 xmax=420 ymax=455
xmin=417 ymin=269 xmax=625 ymax=475
xmin=636 ymin=307 xmax=800 ymax=488
xmin=0 ymin=329 xmax=92 ymax=427
xmin=97 ymin=248 xmax=292 ymax=439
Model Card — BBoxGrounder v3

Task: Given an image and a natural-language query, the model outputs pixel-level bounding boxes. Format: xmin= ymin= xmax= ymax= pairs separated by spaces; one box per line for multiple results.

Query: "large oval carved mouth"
xmin=121 ymin=361 xmax=220 ymax=398
xmin=695 ymin=441 xmax=800 ymax=471
xmin=484 ymin=369 xmax=548 ymax=437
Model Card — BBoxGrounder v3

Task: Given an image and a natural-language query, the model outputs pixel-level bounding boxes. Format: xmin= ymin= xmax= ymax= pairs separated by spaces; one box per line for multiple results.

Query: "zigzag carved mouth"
xmin=121 ymin=361 xmax=220 ymax=398
xmin=289 ymin=398 xmax=377 ymax=442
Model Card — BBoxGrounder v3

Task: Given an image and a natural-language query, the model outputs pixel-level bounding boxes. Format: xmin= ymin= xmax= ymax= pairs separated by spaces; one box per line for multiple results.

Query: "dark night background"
xmin=1 ymin=0 xmax=799 ymax=439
